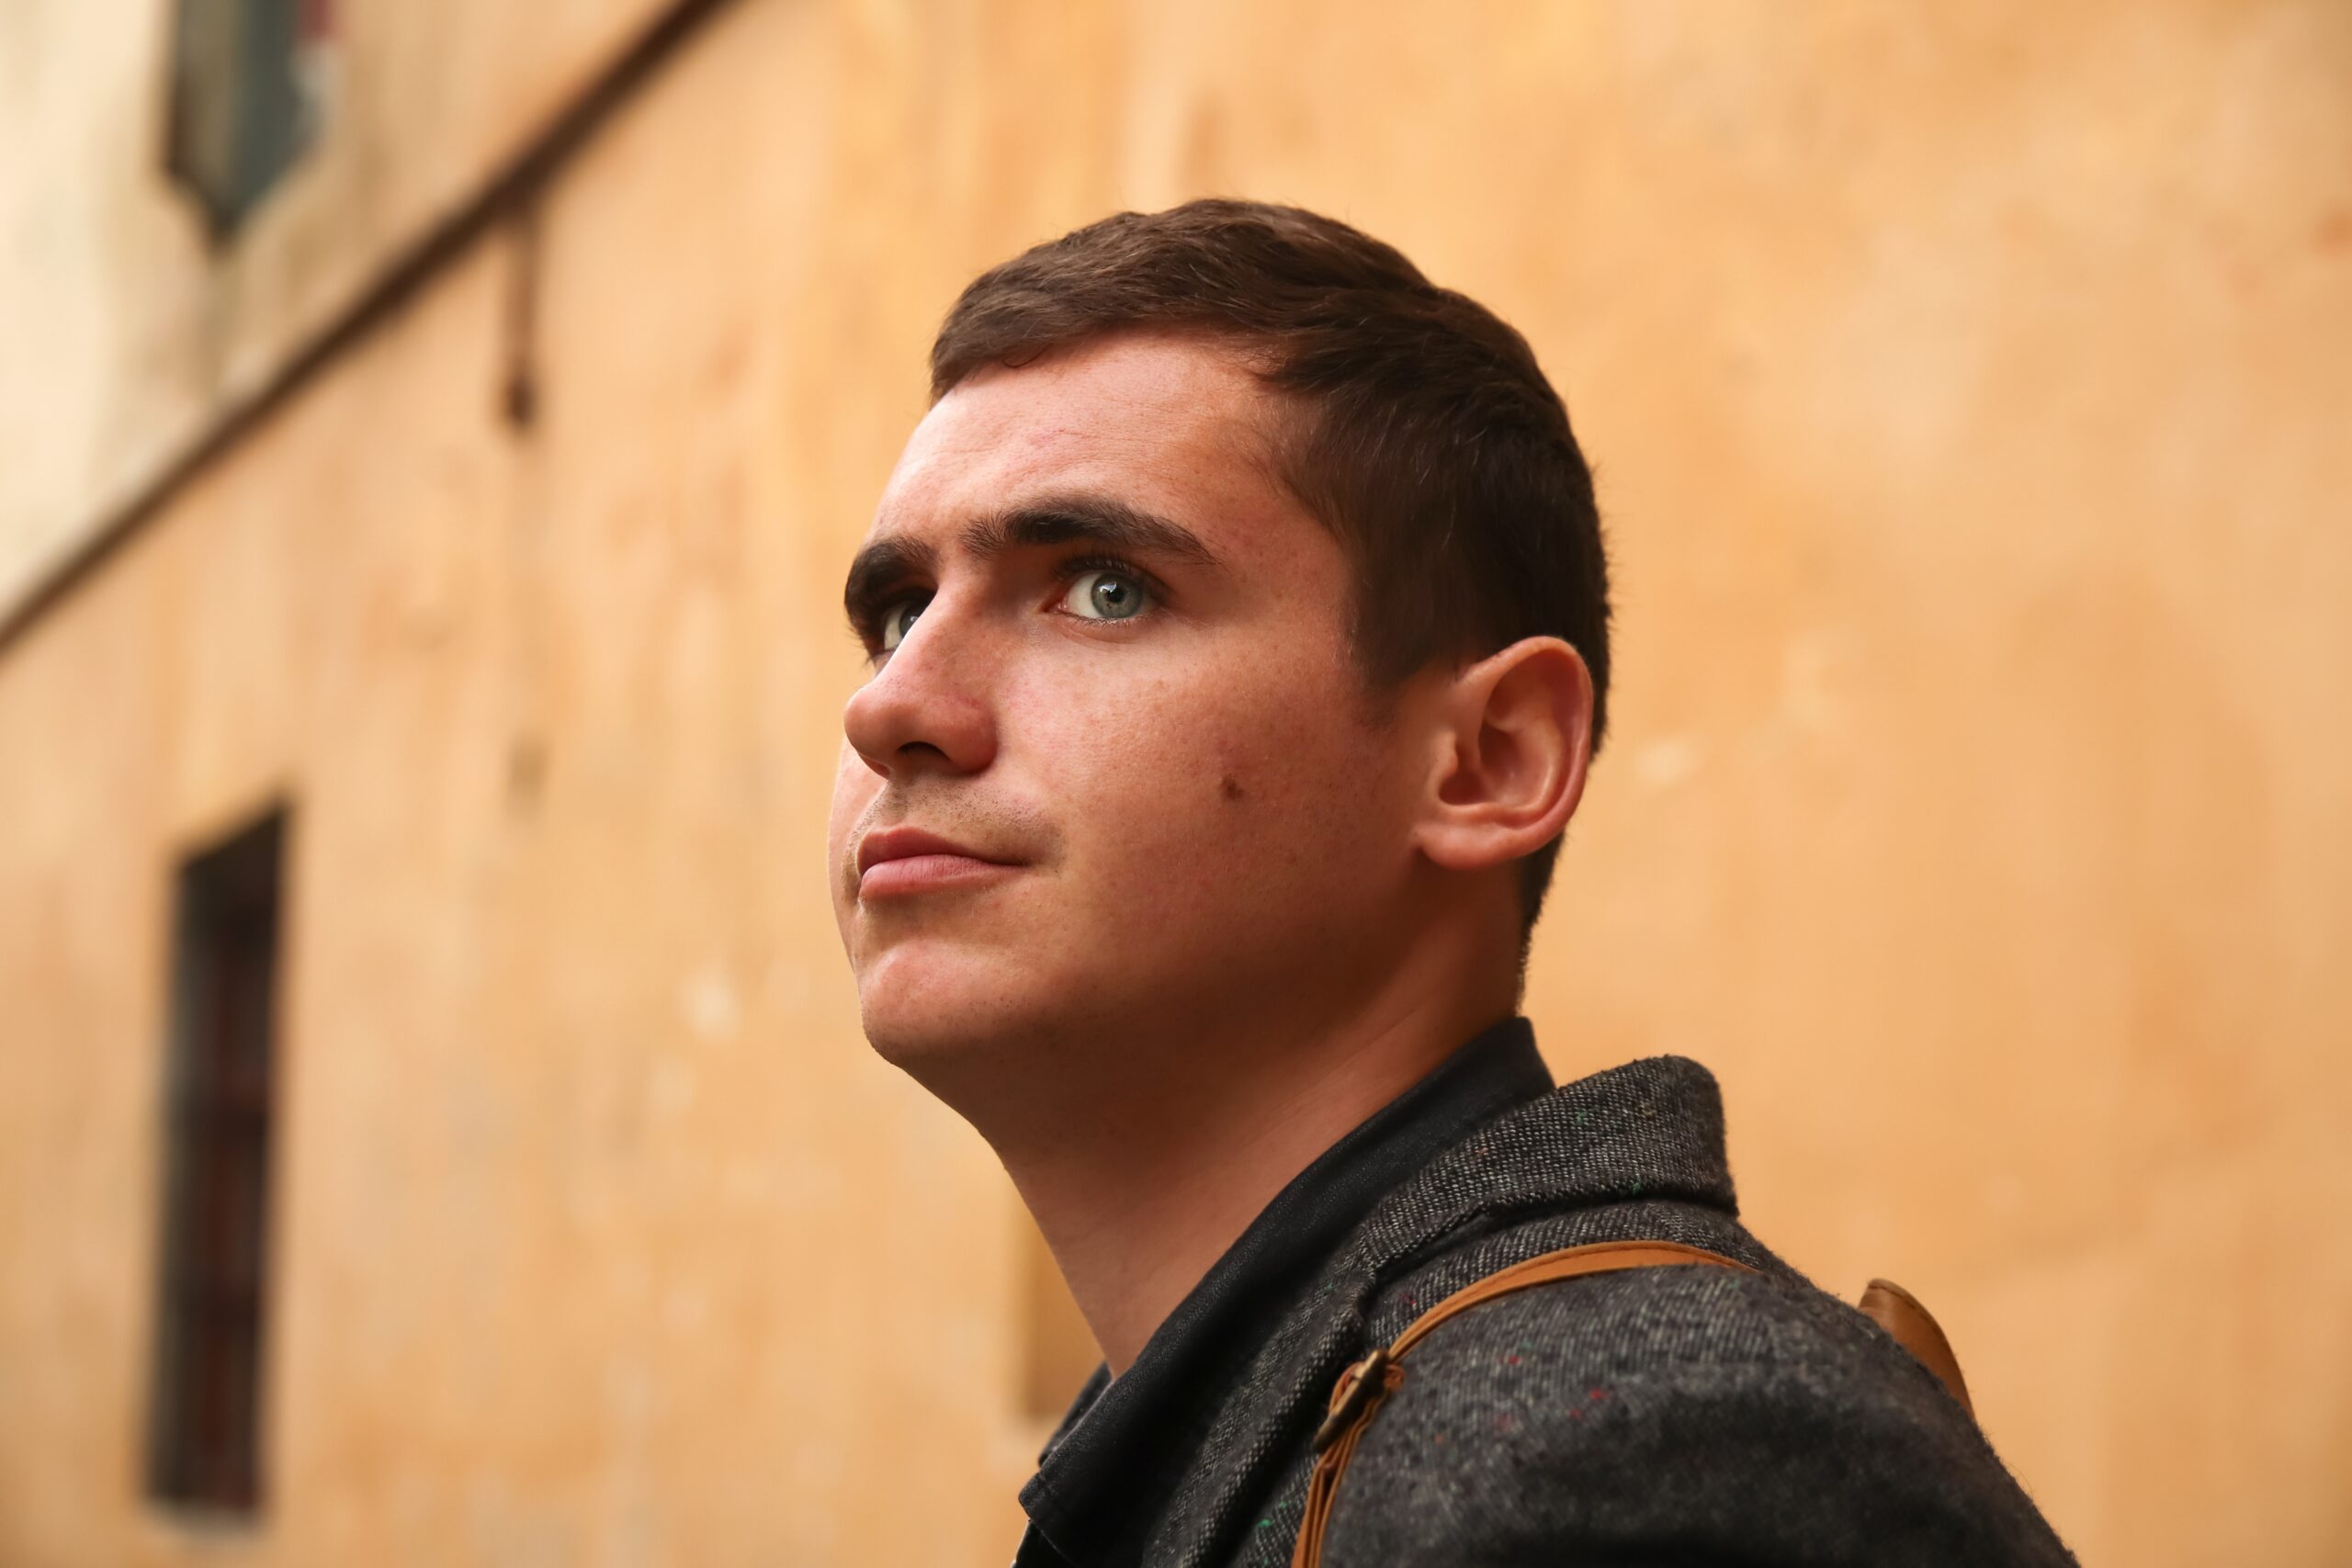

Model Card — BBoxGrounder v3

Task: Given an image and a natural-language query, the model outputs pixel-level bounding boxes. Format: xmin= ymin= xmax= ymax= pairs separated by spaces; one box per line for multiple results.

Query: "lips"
xmin=855 ymin=826 xmax=1023 ymax=898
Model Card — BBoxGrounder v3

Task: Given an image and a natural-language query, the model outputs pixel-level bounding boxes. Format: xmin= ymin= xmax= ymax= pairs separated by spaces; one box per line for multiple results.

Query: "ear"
xmin=1411 ymin=637 xmax=1594 ymax=875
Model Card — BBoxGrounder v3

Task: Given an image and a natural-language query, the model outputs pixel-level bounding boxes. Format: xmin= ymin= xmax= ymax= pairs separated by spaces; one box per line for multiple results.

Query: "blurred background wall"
xmin=2 ymin=1 xmax=2347 ymax=1563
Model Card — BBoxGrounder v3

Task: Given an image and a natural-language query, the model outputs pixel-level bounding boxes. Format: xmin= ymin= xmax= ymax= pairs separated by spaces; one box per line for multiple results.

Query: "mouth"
xmin=855 ymin=826 xmax=1024 ymax=900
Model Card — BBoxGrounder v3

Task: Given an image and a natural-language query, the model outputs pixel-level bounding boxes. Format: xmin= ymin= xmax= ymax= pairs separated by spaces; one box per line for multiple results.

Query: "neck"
xmin=980 ymin=931 xmax=1518 ymax=1374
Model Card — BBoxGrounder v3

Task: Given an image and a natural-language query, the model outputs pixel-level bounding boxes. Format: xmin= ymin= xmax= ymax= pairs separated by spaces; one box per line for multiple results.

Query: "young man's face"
xmin=827 ymin=332 xmax=1425 ymax=1092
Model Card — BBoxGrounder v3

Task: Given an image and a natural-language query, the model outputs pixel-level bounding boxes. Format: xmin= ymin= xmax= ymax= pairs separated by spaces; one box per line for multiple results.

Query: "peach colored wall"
xmin=0 ymin=0 xmax=678 ymax=613
xmin=2 ymin=1 xmax=2347 ymax=1564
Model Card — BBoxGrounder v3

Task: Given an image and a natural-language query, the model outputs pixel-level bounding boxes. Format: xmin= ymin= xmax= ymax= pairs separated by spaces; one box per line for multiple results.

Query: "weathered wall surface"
xmin=2 ymin=1 xmax=2347 ymax=1564
xmin=0 ymin=0 xmax=678 ymax=616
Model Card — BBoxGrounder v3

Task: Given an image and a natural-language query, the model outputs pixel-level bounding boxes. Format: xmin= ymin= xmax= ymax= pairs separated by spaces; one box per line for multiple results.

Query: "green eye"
xmin=878 ymin=597 xmax=927 ymax=651
xmin=1063 ymin=570 xmax=1150 ymax=622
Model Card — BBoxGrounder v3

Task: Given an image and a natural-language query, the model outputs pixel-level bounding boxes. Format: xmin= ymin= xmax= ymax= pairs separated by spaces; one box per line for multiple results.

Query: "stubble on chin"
xmin=850 ymin=954 xmax=1102 ymax=1134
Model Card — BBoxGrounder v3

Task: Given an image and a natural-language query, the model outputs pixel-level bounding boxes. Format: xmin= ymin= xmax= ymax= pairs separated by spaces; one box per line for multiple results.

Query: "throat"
xmin=985 ymin=998 xmax=1505 ymax=1374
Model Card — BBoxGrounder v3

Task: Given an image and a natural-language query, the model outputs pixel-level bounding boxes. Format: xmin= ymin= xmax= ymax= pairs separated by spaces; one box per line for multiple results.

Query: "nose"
xmin=842 ymin=602 xmax=999 ymax=781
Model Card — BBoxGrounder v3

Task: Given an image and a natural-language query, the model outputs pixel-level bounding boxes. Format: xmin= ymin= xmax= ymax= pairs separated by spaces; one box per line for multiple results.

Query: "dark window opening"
xmin=164 ymin=0 xmax=333 ymax=240
xmin=146 ymin=806 xmax=290 ymax=1517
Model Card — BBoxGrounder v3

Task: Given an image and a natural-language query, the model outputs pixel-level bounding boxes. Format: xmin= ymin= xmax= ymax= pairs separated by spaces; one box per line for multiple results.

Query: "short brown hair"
xmin=931 ymin=199 xmax=1610 ymax=934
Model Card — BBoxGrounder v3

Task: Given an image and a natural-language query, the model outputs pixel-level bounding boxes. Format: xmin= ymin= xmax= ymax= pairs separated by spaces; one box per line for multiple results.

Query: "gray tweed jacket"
xmin=1142 ymin=1055 xmax=2076 ymax=1567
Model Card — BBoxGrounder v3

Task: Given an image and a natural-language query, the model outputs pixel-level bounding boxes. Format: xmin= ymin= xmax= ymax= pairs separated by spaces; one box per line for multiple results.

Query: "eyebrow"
xmin=842 ymin=493 xmax=1221 ymax=633
xmin=959 ymin=494 xmax=1221 ymax=570
xmin=841 ymin=534 xmax=936 ymax=633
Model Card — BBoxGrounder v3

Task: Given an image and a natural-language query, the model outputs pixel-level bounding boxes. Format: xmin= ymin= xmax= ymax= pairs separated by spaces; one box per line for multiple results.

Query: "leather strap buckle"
xmin=1312 ymin=1348 xmax=1393 ymax=1453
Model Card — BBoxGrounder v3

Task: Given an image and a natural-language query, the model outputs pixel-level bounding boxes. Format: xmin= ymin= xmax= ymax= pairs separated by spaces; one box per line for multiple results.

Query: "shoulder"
xmin=1322 ymin=1230 xmax=2075 ymax=1567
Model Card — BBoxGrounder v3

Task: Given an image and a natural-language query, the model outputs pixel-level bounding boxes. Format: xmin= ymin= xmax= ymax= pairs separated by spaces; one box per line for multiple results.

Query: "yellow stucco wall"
xmin=3 ymin=1 xmax=2347 ymax=1563
xmin=0 ymin=0 xmax=678 ymax=612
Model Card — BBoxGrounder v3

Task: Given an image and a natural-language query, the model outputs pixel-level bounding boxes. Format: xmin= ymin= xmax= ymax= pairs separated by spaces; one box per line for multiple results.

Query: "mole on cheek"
xmin=1219 ymin=774 xmax=1245 ymax=803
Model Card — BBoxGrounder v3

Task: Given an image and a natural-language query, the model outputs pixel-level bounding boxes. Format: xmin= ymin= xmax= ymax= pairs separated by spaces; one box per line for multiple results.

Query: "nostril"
xmin=898 ymin=740 xmax=950 ymax=761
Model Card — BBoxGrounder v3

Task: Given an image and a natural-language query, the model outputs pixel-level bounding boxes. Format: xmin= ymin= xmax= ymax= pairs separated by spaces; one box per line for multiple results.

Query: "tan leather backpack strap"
xmin=1856 ymin=1277 xmax=1973 ymax=1416
xmin=1289 ymin=1241 xmax=1756 ymax=1568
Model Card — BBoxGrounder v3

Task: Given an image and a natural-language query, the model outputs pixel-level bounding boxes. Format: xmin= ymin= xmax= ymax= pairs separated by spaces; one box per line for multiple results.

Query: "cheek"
xmin=1044 ymin=651 xmax=1389 ymax=895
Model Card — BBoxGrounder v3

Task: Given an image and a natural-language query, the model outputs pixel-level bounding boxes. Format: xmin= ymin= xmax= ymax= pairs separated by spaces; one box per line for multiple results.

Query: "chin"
xmin=851 ymin=941 xmax=1051 ymax=1076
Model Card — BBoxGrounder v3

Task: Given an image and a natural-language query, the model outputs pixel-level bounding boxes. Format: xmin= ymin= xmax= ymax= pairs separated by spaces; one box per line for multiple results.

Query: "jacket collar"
xmin=1138 ymin=1054 xmax=1737 ymax=1568
xmin=1340 ymin=1052 xmax=1736 ymax=1280
xmin=1021 ymin=1019 xmax=1554 ymax=1566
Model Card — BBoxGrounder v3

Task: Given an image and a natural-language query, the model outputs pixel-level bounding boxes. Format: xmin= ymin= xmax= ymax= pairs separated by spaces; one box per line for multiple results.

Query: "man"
xmin=827 ymin=200 xmax=2074 ymax=1566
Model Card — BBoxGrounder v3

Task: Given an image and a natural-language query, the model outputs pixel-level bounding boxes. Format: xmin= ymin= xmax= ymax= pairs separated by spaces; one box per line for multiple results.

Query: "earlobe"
xmin=1416 ymin=637 xmax=1594 ymax=874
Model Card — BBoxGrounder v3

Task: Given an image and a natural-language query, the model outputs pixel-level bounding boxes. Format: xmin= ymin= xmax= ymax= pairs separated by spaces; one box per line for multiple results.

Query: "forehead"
xmin=869 ymin=332 xmax=1306 ymax=552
